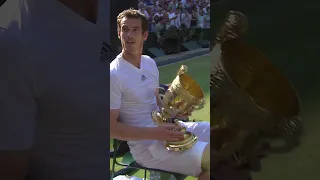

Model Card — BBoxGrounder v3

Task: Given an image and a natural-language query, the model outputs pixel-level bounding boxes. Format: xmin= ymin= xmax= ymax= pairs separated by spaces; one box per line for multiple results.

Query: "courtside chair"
xmin=110 ymin=84 xmax=188 ymax=180
xmin=110 ymin=139 xmax=188 ymax=180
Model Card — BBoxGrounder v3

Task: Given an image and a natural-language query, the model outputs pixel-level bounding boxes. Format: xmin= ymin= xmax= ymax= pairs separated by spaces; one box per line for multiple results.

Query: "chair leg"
xmin=112 ymin=141 xmax=130 ymax=157
xmin=111 ymin=139 xmax=119 ymax=179
xmin=111 ymin=153 xmax=116 ymax=178
xmin=144 ymin=169 xmax=147 ymax=180
xmin=113 ymin=167 xmax=138 ymax=177
xmin=175 ymin=174 xmax=187 ymax=180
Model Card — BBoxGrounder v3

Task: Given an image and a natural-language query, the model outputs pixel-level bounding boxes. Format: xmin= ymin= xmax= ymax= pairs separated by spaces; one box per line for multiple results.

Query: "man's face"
xmin=118 ymin=17 xmax=148 ymax=55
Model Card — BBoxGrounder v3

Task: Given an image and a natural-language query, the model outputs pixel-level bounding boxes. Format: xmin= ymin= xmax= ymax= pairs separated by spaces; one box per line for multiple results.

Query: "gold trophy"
xmin=152 ymin=65 xmax=205 ymax=152
xmin=210 ymin=11 xmax=302 ymax=166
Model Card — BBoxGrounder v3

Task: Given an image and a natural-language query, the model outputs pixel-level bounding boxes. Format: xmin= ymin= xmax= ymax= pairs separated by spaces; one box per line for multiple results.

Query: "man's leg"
xmin=199 ymin=144 xmax=210 ymax=180
xmin=201 ymin=144 xmax=210 ymax=172
xmin=135 ymin=122 xmax=210 ymax=178
xmin=198 ymin=171 xmax=210 ymax=180
xmin=181 ymin=121 xmax=210 ymax=179
xmin=136 ymin=140 xmax=208 ymax=178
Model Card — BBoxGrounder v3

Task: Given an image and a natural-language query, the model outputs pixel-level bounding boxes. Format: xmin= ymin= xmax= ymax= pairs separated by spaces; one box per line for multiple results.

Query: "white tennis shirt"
xmin=110 ymin=54 xmax=160 ymax=161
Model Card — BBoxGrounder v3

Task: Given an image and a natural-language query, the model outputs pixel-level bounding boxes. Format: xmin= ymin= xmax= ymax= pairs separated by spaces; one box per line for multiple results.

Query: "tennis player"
xmin=110 ymin=9 xmax=210 ymax=180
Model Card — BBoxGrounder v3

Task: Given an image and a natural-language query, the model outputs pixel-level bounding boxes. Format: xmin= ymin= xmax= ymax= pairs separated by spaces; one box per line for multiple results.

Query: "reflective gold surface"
xmin=211 ymin=10 xmax=302 ymax=166
xmin=152 ymin=65 xmax=205 ymax=152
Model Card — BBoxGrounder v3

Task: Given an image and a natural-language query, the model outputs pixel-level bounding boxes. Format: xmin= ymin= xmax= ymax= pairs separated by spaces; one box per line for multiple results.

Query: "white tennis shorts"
xmin=135 ymin=121 xmax=210 ymax=177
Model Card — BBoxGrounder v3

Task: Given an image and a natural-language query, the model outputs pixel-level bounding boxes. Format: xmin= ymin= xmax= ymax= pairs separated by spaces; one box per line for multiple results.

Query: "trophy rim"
xmin=166 ymin=132 xmax=198 ymax=151
xmin=178 ymin=74 xmax=205 ymax=100
xmin=217 ymin=42 xmax=302 ymax=118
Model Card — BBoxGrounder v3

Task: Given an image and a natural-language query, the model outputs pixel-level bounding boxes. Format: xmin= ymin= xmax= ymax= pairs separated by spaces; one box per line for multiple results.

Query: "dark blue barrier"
xmin=155 ymin=48 xmax=210 ymax=67
xmin=143 ymin=27 xmax=211 ymax=56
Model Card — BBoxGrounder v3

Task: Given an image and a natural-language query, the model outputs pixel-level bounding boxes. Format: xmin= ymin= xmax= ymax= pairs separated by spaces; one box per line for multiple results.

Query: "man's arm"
xmin=0 ymin=32 xmax=36 ymax=180
xmin=110 ymin=109 xmax=184 ymax=142
xmin=110 ymin=109 xmax=155 ymax=141
xmin=110 ymin=63 xmax=184 ymax=141
xmin=109 ymin=71 xmax=155 ymax=141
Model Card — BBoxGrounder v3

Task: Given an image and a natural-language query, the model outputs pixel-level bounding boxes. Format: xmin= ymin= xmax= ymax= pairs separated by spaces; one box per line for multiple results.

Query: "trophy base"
xmin=166 ymin=132 xmax=198 ymax=152
xmin=152 ymin=111 xmax=198 ymax=152
xmin=152 ymin=111 xmax=166 ymax=124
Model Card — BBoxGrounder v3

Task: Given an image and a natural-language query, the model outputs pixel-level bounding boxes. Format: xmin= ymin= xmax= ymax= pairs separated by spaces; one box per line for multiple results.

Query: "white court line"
xmin=158 ymin=53 xmax=210 ymax=68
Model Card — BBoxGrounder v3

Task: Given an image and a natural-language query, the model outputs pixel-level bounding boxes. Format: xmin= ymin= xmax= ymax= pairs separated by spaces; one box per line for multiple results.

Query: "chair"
xmin=111 ymin=139 xmax=188 ymax=180
xmin=110 ymin=84 xmax=188 ymax=179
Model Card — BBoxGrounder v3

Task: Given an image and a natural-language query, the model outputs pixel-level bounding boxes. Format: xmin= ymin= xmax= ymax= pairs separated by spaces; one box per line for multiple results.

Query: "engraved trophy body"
xmin=211 ymin=11 xmax=302 ymax=166
xmin=152 ymin=65 xmax=205 ymax=152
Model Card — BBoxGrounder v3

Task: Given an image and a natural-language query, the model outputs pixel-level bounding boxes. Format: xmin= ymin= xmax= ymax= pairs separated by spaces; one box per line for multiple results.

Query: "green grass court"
xmin=110 ymin=55 xmax=210 ymax=180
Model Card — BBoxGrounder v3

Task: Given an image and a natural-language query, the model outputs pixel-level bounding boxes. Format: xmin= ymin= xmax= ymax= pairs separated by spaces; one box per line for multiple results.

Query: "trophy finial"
xmin=177 ymin=65 xmax=188 ymax=76
xmin=216 ymin=10 xmax=248 ymax=44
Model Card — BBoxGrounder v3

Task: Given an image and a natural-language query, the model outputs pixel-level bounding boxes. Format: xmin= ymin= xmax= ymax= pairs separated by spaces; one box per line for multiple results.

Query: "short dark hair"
xmin=117 ymin=8 xmax=149 ymax=33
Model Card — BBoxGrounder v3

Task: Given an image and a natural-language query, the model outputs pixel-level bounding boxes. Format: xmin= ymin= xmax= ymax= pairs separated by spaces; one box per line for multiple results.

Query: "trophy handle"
xmin=177 ymin=65 xmax=188 ymax=76
xmin=194 ymin=99 xmax=205 ymax=110
xmin=267 ymin=116 xmax=302 ymax=153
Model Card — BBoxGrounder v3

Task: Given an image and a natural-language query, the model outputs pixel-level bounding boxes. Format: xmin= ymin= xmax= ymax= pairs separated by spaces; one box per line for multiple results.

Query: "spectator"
xmin=181 ymin=8 xmax=192 ymax=28
xmin=153 ymin=8 xmax=162 ymax=22
xmin=205 ymin=7 xmax=210 ymax=28
xmin=152 ymin=8 xmax=162 ymax=30
xmin=146 ymin=6 xmax=154 ymax=18
xmin=146 ymin=6 xmax=154 ymax=31
xmin=191 ymin=9 xmax=198 ymax=26
xmin=174 ymin=8 xmax=182 ymax=28
xmin=138 ymin=0 xmax=144 ymax=9
xmin=168 ymin=7 xmax=178 ymax=27
xmin=144 ymin=0 xmax=153 ymax=6
xmin=138 ymin=4 xmax=150 ymax=20
xmin=177 ymin=2 xmax=183 ymax=9
xmin=154 ymin=17 xmax=167 ymax=41
xmin=152 ymin=0 xmax=161 ymax=12
xmin=168 ymin=0 xmax=178 ymax=11
xmin=161 ymin=9 xmax=169 ymax=29
xmin=158 ymin=0 xmax=166 ymax=8
xmin=181 ymin=0 xmax=187 ymax=7
xmin=187 ymin=0 xmax=196 ymax=10
xmin=197 ymin=9 xmax=205 ymax=28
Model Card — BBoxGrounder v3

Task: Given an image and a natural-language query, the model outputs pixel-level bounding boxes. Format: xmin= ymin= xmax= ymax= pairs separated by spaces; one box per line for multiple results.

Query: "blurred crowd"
xmin=138 ymin=0 xmax=210 ymax=54
xmin=138 ymin=0 xmax=210 ymax=31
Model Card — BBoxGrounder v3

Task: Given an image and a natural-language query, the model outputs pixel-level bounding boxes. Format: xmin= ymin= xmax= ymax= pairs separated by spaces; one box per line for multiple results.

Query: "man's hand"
xmin=150 ymin=123 xmax=185 ymax=142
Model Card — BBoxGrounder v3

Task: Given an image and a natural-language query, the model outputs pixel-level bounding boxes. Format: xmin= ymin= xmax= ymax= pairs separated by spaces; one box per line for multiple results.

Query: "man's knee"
xmin=201 ymin=144 xmax=210 ymax=172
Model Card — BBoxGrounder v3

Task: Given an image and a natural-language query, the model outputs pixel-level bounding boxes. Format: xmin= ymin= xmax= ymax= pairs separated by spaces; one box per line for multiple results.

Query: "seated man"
xmin=110 ymin=9 xmax=210 ymax=180
xmin=110 ymin=84 xmax=189 ymax=158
